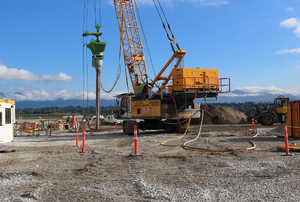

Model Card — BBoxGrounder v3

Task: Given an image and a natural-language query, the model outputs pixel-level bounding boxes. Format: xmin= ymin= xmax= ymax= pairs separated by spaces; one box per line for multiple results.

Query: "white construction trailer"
xmin=0 ymin=99 xmax=15 ymax=143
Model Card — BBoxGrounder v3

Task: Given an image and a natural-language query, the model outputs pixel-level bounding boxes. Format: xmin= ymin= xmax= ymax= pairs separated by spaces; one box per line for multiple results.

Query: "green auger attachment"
xmin=83 ymin=24 xmax=107 ymax=70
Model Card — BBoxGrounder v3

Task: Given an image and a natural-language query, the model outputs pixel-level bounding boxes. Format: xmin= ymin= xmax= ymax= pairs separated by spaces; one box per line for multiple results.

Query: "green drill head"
xmin=83 ymin=24 xmax=107 ymax=70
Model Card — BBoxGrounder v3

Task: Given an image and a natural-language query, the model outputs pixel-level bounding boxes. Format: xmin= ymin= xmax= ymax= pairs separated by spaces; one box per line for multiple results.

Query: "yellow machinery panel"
xmin=275 ymin=106 xmax=288 ymax=114
xmin=132 ymin=100 xmax=161 ymax=118
xmin=170 ymin=68 xmax=219 ymax=92
xmin=0 ymin=99 xmax=15 ymax=104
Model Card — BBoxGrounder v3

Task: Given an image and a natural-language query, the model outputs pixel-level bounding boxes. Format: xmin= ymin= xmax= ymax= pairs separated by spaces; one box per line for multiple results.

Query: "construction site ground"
xmin=2 ymin=123 xmax=300 ymax=201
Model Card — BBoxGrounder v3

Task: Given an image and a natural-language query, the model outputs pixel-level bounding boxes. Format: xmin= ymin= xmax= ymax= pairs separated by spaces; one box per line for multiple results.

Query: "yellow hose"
xmin=161 ymin=110 xmax=278 ymax=152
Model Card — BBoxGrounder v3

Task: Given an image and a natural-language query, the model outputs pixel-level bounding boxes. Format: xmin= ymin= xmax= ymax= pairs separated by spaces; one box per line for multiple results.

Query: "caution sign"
xmin=144 ymin=107 xmax=149 ymax=113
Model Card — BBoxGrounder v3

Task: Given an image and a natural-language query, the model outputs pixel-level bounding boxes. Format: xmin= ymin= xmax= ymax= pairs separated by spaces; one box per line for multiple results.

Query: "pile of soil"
xmin=201 ymin=105 xmax=247 ymax=124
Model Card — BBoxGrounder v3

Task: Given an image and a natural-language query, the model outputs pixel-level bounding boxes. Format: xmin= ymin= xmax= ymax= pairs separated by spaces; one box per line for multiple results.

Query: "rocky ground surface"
xmin=1 ymin=122 xmax=300 ymax=201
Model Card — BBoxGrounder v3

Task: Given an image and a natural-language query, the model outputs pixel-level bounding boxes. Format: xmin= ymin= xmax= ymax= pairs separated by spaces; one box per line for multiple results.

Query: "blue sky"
xmin=1 ymin=0 xmax=300 ymax=101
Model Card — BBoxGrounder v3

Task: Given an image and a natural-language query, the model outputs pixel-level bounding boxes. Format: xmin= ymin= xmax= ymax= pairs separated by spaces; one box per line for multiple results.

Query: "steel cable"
xmin=134 ymin=0 xmax=156 ymax=78
xmin=99 ymin=37 xmax=122 ymax=93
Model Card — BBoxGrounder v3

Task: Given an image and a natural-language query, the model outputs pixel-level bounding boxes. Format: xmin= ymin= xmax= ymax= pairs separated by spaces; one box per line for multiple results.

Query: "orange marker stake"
xmin=130 ymin=125 xmax=142 ymax=156
xmin=82 ymin=125 xmax=85 ymax=152
xmin=282 ymin=124 xmax=293 ymax=156
xmin=76 ymin=127 xmax=78 ymax=146
xmin=252 ymin=118 xmax=255 ymax=132
xmin=88 ymin=124 xmax=93 ymax=135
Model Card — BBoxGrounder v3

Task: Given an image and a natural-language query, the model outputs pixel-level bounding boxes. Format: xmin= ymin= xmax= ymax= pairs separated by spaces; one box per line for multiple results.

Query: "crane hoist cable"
xmin=94 ymin=0 xmax=101 ymax=25
xmin=153 ymin=0 xmax=180 ymax=53
xmin=134 ymin=0 xmax=156 ymax=78
xmin=99 ymin=37 xmax=122 ymax=93
xmin=125 ymin=61 xmax=130 ymax=93
xmin=83 ymin=0 xmax=102 ymax=111
xmin=94 ymin=0 xmax=97 ymax=25
xmin=82 ymin=0 xmax=89 ymax=111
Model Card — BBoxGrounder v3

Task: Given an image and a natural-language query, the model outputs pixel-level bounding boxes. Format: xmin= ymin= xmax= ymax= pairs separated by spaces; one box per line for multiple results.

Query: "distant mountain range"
xmin=197 ymin=90 xmax=300 ymax=103
xmin=6 ymin=90 xmax=300 ymax=108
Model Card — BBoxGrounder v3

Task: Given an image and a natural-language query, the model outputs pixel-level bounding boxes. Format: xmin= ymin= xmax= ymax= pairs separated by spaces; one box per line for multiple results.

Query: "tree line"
xmin=16 ymin=106 xmax=115 ymax=116
xmin=16 ymin=101 xmax=270 ymax=116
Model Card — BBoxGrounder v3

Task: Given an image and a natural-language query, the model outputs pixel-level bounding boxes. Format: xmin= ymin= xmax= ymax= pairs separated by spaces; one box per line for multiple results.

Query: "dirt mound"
xmin=202 ymin=105 xmax=247 ymax=124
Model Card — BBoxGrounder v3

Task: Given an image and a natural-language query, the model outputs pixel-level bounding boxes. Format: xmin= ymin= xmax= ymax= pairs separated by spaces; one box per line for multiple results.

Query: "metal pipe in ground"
xmin=96 ymin=69 xmax=100 ymax=130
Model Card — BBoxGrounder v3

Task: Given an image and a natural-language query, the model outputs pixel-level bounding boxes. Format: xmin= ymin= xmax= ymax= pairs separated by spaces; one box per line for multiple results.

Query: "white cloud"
xmin=0 ymin=63 xmax=39 ymax=81
xmin=41 ymin=73 xmax=73 ymax=81
xmin=276 ymin=48 xmax=300 ymax=54
xmin=8 ymin=90 xmax=125 ymax=101
xmin=280 ymin=17 xmax=300 ymax=37
xmin=280 ymin=18 xmax=299 ymax=28
xmin=234 ymin=86 xmax=300 ymax=96
xmin=285 ymin=7 xmax=293 ymax=12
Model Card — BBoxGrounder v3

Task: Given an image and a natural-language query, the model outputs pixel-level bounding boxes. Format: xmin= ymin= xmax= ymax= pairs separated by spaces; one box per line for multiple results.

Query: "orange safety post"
xmin=134 ymin=125 xmax=138 ymax=154
xmin=130 ymin=125 xmax=141 ymax=156
xmin=76 ymin=127 xmax=78 ymax=147
xmin=252 ymin=118 xmax=255 ymax=132
xmin=115 ymin=120 xmax=117 ymax=129
xmin=94 ymin=119 xmax=96 ymax=126
xmin=88 ymin=124 xmax=93 ymax=135
xmin=82 ymin=125 xmax=85 ymax=152
xmin=26 ymin=124 xmax=28 ymax=133
xmin=283 ymin=124 xmax=293 ymax=156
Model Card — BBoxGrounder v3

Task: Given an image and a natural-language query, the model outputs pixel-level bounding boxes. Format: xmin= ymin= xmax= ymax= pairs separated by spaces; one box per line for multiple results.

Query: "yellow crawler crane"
xmin=113 ymin=0 xmax=230 ymax=133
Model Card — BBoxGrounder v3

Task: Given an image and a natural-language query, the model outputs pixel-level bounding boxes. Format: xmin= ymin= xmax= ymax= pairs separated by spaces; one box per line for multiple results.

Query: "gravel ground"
xmin=1 ymin=124 xmax=300 ymax=201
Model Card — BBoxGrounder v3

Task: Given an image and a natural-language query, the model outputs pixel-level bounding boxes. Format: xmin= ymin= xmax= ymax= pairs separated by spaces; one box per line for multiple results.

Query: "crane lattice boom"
xmin=114 ymin=0 xmax=148 ymax=94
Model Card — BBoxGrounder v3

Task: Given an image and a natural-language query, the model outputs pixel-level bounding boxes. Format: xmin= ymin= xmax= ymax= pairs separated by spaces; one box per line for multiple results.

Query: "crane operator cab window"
xmin=274 ymin=98 xmax=282 ymax=108
xmin=119 ymin=98 xmax=127 ymax=115
xmin=274 ymin=98 xmax=290 ymax=108
xmin=281 ymin=98 xmax=290 ymax=107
